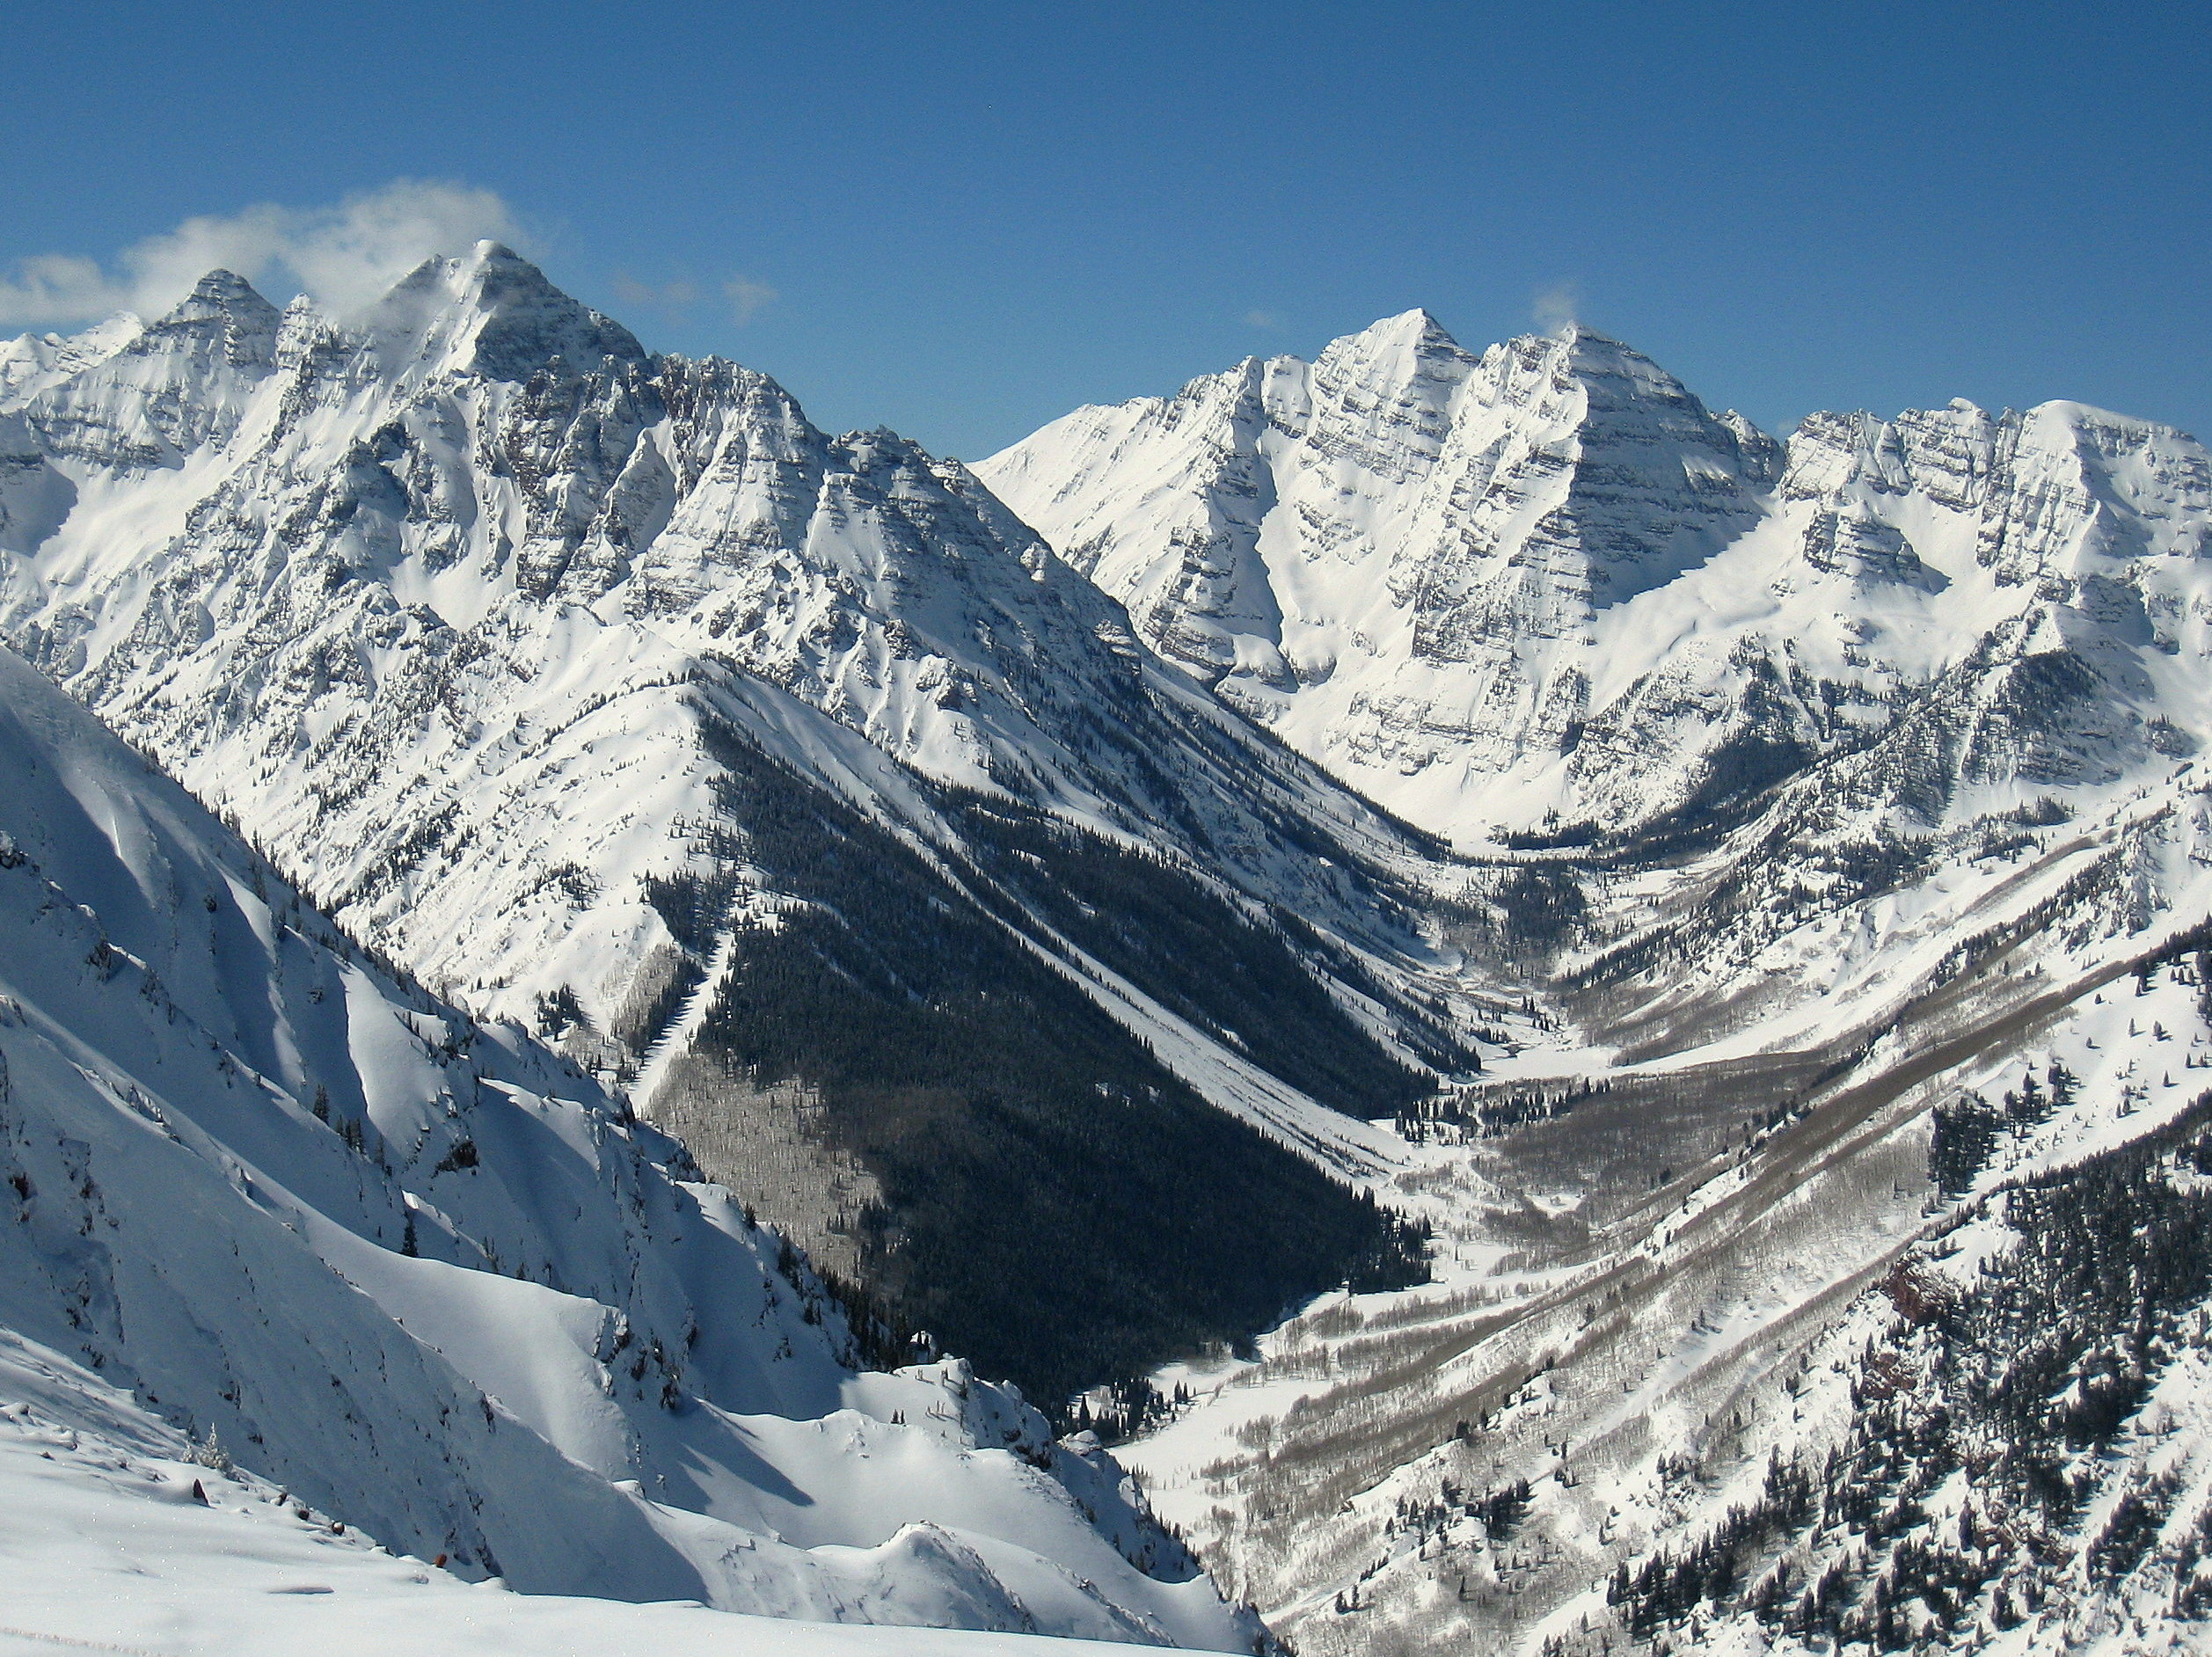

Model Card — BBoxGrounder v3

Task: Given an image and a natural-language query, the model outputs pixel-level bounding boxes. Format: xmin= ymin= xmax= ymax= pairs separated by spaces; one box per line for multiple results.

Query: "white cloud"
xmin=0 ymin=180 xmax=528 ymax=328
xmin=1245 ymin=309 xmax=1282 ymax=329
xmin=724 ymin=276 xmax=777 ymax=325
xmin=1531 ymin=281 xmax=1582 ymax=334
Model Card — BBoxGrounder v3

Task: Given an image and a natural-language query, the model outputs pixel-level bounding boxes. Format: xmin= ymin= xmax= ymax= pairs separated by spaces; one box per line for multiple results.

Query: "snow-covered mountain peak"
xmin=153 ymin=267 xmax=284 ymax=367
xmin=0 ymin=314 xmax=144 ymax=415
xmin=1451 ymin=324 xmax=1776 ymax=491
xmin=977 ymin=311 xmax=1789 ymax=832
xmin=361 ymin=241 xmax=646 ymax=383
xmin=21 ymin=272 xmax=282 ymax=470
xmin=1310 ymin=305 xmax=1472 ymax=384
xmin=981 ymin=316 xmax=2212 ymax=843
xmin=1547 ymin=324 xmax=1731 ymax=423
xmin=1781 ymin=395 xmax=2211 ymax=585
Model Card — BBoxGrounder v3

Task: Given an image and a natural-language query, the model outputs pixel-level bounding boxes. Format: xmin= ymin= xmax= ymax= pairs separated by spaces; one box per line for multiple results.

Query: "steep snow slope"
xmin=0 ymin=1328 xmax=1222 ymax=1657
xmin=0 ymin=250 xmax=1477 ymax=1405
xmin=979 ymin=319 xmax=2210 ymax=846
xmin=0 ymin=642 xmax=1259 ymax=1647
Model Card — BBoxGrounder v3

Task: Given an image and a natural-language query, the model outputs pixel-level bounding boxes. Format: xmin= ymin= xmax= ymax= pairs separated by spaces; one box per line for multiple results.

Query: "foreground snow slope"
xmin=0 ymin=643 xmax=1256 ymax=1648
xmin=0 ymin=1330 xmax=1172 ymax=1657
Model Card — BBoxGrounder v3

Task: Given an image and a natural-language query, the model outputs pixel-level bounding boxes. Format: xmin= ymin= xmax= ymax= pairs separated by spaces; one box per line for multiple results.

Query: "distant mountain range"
xmin=979 ymin=310 xmax=2208 ymax=848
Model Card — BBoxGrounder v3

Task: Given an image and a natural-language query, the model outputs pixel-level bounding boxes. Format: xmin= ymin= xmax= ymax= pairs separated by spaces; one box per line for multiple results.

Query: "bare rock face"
xmin=981 ymin=319 xmax=2212 ymax=848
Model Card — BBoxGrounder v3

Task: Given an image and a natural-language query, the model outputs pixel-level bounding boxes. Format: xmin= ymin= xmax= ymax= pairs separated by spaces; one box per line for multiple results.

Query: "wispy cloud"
xmin=724 ymin=276 xmax=777 ymax=325
xmin=611 ymin=274 xmax=702 ymax=316
xmin=1531 ymin=280 xmax=1582 ymax=334
xmin=604 ymin=273 xmax=774 ymax=329
xmin=1245 ymin=309 xmax=1282 ymax=329
xmin=0 ymin=179 xmax=529 ymax=327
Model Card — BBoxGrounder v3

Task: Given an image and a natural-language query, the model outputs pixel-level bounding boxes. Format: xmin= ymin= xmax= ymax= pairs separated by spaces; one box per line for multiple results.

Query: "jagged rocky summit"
xmin=979 ymin=312 xmax=2211 ymax=849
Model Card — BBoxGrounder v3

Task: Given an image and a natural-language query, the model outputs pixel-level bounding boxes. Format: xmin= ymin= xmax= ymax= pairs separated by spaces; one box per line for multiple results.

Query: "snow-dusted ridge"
xmin=975 ymin=312 xmax=2212 ymax=1655
xmin=18 ymin=252 xmax=2212 ymax=1657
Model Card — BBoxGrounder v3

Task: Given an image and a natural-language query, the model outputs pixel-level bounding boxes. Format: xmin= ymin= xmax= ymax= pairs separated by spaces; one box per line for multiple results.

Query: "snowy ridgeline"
xmin=11 ymin=237 xmax=2212 ymax=1657
xmin=980 ymin=314 xmax=2212 ymax=849
xmin=0 ymin=646 xmax=1258 ymax=1652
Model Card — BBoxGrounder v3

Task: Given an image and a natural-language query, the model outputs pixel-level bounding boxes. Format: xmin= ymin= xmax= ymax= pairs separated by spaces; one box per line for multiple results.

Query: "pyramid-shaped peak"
xmin=364 ymin=245 xmax=646 ymax=383
xmin=1333 ymin=307 xmax=1468 ymax=358
xmin=184 ymin=268 xmax=274 ymax=305
xmin=448 ymin=240 xmax=572 ymax=296
xmin=1553 ymin=319 xmax=1633 ymax=351
xmin=1524 ymin=324 xmax=1710 ymax=410
xmin=383 ymin=242 xmax=567 ymax=306
xmin=1312 ymin=309 xmax=1478 ymax=399
xmin=142 ymin=269 xmax=281 ymax=369
xmin=158 ymin=269 xmax=281 ymax=327
xmin=1542 ymin=322 xmax=1663 ymax=369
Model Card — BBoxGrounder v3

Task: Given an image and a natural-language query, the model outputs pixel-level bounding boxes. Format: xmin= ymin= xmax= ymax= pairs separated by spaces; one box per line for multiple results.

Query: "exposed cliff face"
xmin=980 ymin=319 xmax=2211 ymax=850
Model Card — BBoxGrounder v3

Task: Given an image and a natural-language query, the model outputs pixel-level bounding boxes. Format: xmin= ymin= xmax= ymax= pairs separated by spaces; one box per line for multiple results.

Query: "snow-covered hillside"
xmin=978 ymin=314 xmax=2212 ymax=1654
xmin=979 ymin=318 xmax=2210 ymax=847
xmin=1108 ymin=757 xmax=2212 ymax=1656
xmin=18 ymin=250 xmax=2212 ymax=1657
xmin=0 ymin=248 xmax=1476 ymax=1405
xmin=0 ymin=1326 xmax=1221 ymax=1657
xmin=0 ymin=641 xmax=1259 ymax=1648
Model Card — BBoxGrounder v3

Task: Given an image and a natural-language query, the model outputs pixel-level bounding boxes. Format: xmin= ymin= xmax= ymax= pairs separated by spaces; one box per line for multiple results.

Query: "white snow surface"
xmin=0 ymin=1328 xmax=1184 ymax=1657
xmin=0 ymin=644 xmax=1256 ymax=1648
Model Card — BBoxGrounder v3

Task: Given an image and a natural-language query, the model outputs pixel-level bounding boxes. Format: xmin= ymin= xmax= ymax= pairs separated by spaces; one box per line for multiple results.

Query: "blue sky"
xmin=4 ymin=1 xmax=2206 ymax=456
